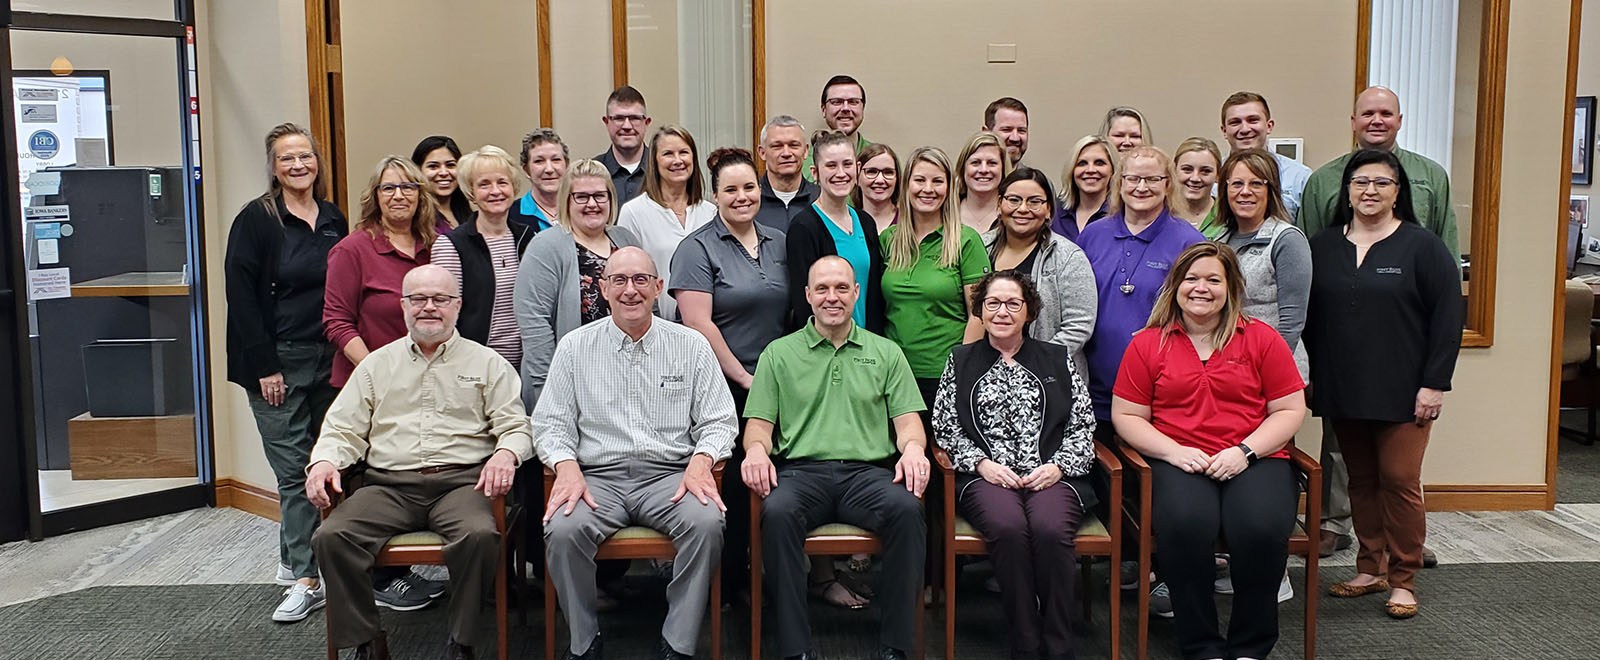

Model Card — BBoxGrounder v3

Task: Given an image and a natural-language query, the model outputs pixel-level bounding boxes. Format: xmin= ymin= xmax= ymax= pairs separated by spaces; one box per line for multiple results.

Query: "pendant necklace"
xmin=1118 ymin=234 xmax=1155 ymax=296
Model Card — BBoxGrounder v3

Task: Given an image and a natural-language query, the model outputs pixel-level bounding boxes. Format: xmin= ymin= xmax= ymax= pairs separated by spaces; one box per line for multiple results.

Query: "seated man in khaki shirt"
xmin=307 ymin=265 xmax=533 ymax=660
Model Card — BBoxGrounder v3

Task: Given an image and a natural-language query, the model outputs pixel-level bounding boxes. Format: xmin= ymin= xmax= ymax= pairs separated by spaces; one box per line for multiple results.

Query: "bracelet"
xmin=1236 ymin=443 xmax=1258 ymax=464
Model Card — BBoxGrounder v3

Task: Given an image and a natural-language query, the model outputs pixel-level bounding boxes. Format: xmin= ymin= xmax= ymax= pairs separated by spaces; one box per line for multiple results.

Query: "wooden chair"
xmin=748 ymin=486 xmax=926 ymax=660
xmin=1559 ymin=278 xmax=1599 ymax=445
xmin=319 ymin=465 xmax=520 ymax=660
xmin=1115 ymin=442 xmax=1321 ymax=660
xmin=933 ymin=443 xmax=1122 ymax=660
xmin=541 ymin=463 xmax=725 ymax=660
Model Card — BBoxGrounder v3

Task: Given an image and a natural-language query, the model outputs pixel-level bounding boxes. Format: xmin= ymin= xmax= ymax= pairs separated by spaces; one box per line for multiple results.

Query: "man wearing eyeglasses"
xmin=1295 ymin=85 xmax=1456 ymax=567
xmin=802 ymin=75 xmax=871 ymax=183
xmin=307 ymin=265 xmax=533 ymax=660
xmin=536 ymin=247 xmax=738 ymax=660
xmin=1219 ymin=91 xmax=1312 ymax=218
xmin=597 ymin=85 xmax=652 ymax=204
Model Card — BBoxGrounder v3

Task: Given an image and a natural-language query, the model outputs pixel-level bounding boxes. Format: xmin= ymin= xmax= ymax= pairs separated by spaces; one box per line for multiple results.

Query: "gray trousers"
xmin=544 ymin=461 xmax=724 ymax=656
xmin=1319 ymin=418 xmax=1353 ymax=535
xmin=245 ymin=339 xmax=337 ymax=578
xmin=311 ymin=466 xmax=498 ymax=649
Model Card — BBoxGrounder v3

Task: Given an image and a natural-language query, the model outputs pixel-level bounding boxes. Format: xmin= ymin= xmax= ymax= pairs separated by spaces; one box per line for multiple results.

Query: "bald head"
xmin=401 ymin=264 xmax=461 ymax=343
xmin=600 ymin=246 xmax=662 ymax=329
xmin=1352 ymin=86 xmax=1403 ymax=150
xmin=808 ymin=255 xmax=855 ymax=285
xmin=604 ymin=246 xmax=658 ymax=277
xmin=805 ymin=256 xmax=859 ymax=331
xmin=403 ymin=264 xmax=460 ymax=296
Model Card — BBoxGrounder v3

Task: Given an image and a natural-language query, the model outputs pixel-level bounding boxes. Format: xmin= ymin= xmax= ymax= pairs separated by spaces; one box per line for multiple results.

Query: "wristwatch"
xmin=1236 ymin=443 xmax=1258 ymax=464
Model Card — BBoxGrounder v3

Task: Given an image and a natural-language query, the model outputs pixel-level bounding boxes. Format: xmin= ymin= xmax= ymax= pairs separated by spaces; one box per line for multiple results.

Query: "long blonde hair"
xmin=955 ymin=131 xmax=1012 ymax=199
xmin=356 ymin=156 xmax=439 ymax=247
xmin=1145 ymin=241 xmax=1250 ymax=350
xmin=1059 ymin=135 xmax=1117 ymax=211
xmin=888 ymin=146 xmax=963 ymax=270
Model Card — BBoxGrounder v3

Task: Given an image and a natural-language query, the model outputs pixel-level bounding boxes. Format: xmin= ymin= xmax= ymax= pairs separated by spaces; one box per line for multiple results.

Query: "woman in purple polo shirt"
xmin=1078 ymin=145 xmax=1204 ymax=424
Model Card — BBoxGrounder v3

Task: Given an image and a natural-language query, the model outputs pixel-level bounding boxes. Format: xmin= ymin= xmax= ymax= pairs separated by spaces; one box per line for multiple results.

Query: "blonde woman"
xmin=1100 ymin=106 xmax=1152 ymax=154
xmin=956 ymin=131 xmax=1013 ymax=234
xmin=617 ymin=125 xmax=716 ymax=320
xmin=1052 ymin=135 xmax=1118 ymax=242
xmin=1172 ymin=137 xmax=1224 ymax=238
xmin=431 ymin=145 xmax=534 ymax=367
xmin=515 ymin=159 xmax=643 ymax=407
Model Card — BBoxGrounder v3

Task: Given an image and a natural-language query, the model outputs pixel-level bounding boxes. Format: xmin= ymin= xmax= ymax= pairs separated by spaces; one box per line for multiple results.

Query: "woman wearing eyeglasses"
xmin=932 ymin=270 xmax=1097 ymax=660
xmin=853 ymin=142 xmax=901 ymax=234
xmin=1216 ymin=148 xmax=1311 ymax=381
xmin=226 ymin=123 xmax=345 ymax=622
xmin=430 ymin=146 xmax=536 ymax=367
xmin=516 ymin=159 xmax=644 ymax=408
xmin=985 ymin=166 xmax=1097 ymax=373
xmin=786 ymin=130 xmax=887 ymax=334
xmin=1305 ymin=148 xmax=1461 ymax=620
xmin=323 ymin=155 xmax=440 ymax=389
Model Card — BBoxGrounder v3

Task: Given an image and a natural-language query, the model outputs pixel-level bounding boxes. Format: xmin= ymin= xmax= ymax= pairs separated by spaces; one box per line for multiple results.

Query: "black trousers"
xmin=761 ymin=460 xmax=925 ymax=657
xmin=722 ymin=378 xmax=752 ymax=596
xmin=1151 ymin=457 xmax=1295 ymax=660
xmin=961 ymin=480 xmax=1085 ymax=659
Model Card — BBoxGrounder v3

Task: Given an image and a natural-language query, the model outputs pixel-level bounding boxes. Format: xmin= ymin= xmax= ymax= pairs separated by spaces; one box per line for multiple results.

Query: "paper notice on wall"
xmin=24 ymin=171 xmax=59 ymax=196
xmin=27 ymin=267 xmax=70 ymax=300
xmin=36 ymin=238 xmax=59 ymax=264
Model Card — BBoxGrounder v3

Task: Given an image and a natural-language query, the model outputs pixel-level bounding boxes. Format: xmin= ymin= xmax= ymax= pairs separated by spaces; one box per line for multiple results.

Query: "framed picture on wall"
xmin=1575 ymin=96 xmax=1595 ymax=185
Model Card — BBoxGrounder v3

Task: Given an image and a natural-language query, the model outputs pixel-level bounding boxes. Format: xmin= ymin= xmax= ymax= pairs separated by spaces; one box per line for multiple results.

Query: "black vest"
xmin=442 ymin=217 xmax=535 ymax=344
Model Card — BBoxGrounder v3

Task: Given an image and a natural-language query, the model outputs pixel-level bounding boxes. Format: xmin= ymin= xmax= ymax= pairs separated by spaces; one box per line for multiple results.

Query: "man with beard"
xmin=983 ymin=97 xmax=1030 ymax=165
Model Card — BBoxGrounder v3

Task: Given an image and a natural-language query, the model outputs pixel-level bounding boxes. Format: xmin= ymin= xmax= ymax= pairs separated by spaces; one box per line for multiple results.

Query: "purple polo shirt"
xmin=1050 ymin=200 xmax=1111 ymax=244
xmin=1078 ymin=209 xmax=1204 ymax=419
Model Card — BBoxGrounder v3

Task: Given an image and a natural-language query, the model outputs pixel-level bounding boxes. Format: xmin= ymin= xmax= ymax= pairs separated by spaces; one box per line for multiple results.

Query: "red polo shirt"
xmin=1113 ymin=318 xmax=1304 ymax=458
xmin=322 ymin=228 xmax=431 ymax=387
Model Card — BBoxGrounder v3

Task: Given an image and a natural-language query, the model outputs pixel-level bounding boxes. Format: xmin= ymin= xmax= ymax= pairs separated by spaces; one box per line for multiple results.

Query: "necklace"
xmin=1118 ymin=236 xmax=1155 ymax=295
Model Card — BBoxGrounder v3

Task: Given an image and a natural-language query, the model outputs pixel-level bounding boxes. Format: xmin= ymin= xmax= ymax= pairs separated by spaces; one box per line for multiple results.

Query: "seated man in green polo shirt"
xmin=741 ymin=256 xmax=930 ymax=660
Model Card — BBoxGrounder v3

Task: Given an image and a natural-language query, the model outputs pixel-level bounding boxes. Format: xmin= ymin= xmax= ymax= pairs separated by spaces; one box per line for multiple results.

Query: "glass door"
xmin=2 ymin=3 xmax=212 ymax=539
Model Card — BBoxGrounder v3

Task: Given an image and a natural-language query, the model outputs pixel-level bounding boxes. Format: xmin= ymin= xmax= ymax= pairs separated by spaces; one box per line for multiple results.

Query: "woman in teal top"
xmin=880 ymin=145 xmax=991 ymax=408
xmin=785 ymin=130 xmax=887 ymax=332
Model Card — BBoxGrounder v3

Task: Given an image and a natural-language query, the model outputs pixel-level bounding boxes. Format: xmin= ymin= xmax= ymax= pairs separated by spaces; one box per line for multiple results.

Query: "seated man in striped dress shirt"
xmin=534 ymin=247 xmax=738 ymax=660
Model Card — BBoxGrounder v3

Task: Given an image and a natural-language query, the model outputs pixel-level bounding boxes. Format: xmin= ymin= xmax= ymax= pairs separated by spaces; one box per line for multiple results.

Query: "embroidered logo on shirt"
xmin=660 ymin=375 xmax=689 ymax=389
xmin=1375 ymin=267 xmax=1403 ymax=275
xmin=852 ymin=357 xmax=879 ymax=366
xmin=456 ymin=375 xmax=483 ymax=384
xmin=1145 ymin=260 xmax=1170 ymax=269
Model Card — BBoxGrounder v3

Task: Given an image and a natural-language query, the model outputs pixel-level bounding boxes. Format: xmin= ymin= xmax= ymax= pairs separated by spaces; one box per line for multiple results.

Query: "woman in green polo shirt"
xmin=880 ymin=145 xmax=990 ymax=410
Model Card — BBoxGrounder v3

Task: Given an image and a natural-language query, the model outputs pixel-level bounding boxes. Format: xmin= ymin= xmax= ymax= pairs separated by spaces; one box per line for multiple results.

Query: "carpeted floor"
xmin=5 ymin=561 xmax=1599 ymax=659
xmin=1557 ymin=421 xmax=1600 ymax=505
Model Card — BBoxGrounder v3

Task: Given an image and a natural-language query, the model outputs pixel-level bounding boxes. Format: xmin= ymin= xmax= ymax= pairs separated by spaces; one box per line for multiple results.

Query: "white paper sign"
xmin=27 ymin=267 xmax=70 ymax=300
xmin=24 ymin=171 xmax=59 ymax=196
xmin=36 ymin=238 xmax=59 ymax=264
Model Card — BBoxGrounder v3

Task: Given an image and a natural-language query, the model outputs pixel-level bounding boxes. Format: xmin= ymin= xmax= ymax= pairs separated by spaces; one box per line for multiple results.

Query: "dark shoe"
xmin=783 ymin=651 xmax=822 ymax=660
xmin=374 ymin=574 xmax=433 ymax=611
xmin=566 ymin=634 xmax=603 ymax=660
xmin=1421 ymin=546 xmax=1439 ymax=568
xmin=350 ymin=634 xmax=391 ymax=660
xmin=441 ymin=638 xmax=474 ymax=660
xmin=1317 ymin=530 xmax=1353 ymax=558
xmin=402 ymin=569 xmax=449 ymax=599
xmin=874 ymin=646 xmax=908 ymax=660
xmin=658 ymin=636 xmax=691 ymax=660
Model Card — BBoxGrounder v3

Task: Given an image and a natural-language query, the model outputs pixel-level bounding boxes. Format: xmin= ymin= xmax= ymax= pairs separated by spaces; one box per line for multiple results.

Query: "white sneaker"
xmin=274 ymin=564 xmax=296 ymax=587
xmin=272 ymin=582 xmax=326 ymax=622
xmin=1277 ymin=572 xmax=1294 ymax=603
xmin=1213 ymin=554 xmax=1233 ymax=594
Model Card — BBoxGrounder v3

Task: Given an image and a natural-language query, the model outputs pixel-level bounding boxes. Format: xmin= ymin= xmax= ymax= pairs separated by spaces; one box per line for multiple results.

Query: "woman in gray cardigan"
xmin=984 ymin=167 xmax=1099 ymax=376
xmin=515 ymin=159 xmax=643 ymax=408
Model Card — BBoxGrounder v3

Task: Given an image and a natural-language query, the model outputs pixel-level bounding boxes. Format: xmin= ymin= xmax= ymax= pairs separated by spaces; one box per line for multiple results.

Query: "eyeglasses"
xmin=572 ymin=191 xmax=611 ymax=206
xmin=1121 ymin=174 xmax=1169 ymax=187
xmin=1349 ymin=177 xmax=1397 ymax=191
xmin=1000 ymin=195 xmax=1049 ymax=211
xmin=404 ymin=294 xmax=459 ymax=307
xmin=378 ymin=182 xmax=421 ymax=197
xmin=605 ymin=273 xmax=659 ymax=288
xmin=824 ymin=97 xmax=864 ymax=109
xmin=1226 ymin=180 xmax=1268 ymax=193
xmin=276 ymin=152 xmax=315 ymax=165
xmin=605 ymin=114 xmax=648 ymax=125
xmin=982 ymin=298 xmax=1025 ymax=313
xmin=860 ymin=167 xmax=896 ymax=181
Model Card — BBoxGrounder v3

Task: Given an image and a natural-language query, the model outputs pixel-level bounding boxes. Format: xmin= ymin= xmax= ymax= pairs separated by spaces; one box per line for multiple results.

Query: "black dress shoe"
xmin=659 ymin=636 xmax=691 ymax=660
xmin=1421 ymin=546 xmax=1439 ymax=568
xmin=351 ymin=634 xmax=391 ymax=660
xmin=874 ymin=646 xmax=908 ymax=660
xmin=567 ymin=634 xmax=603 ymax=660
xmin=441 ymin=638 xmax=474 ymax=660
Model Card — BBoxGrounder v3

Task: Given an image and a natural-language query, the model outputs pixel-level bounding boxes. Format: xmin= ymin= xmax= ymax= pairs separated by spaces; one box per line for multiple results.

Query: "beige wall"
xmin=1573 ymin=0 xmax=1600 ymax=217
xmin=550 ymin=0 xmax=614 ymax=162
xmin=628 ymin=0 xmax=684 ymax=131
xmin=340 ymin=0 xmax=542 ymax=199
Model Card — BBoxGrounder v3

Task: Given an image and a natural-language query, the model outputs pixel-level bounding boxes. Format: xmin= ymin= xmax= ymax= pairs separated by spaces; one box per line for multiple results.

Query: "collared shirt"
xmin=745 ymin=321 xmax=925 ymax=462
xmin=323 ymin=228 xmax=431 ymax=387
xmin=879 ymin=224 xmax=991 ymax=379
xmin=1077 ymin=210 xmax=1204 ymax=418
xmin=802 ymin=132 xmax=871 ymax=184
xmin=596 ymin=146 xmax=650 ymax=206
xmin=532 ymin=317 xmax=737 ymax=468
xmin=309 ymin=331 xmax=533 ymax=472
xmin=1296 ymin=147 xmax=1460 ymax=260
xmin=754 ymin=175 xmax=821 ymax=231
xmin=1273 ymin=152 xmax=1313 ymax=220
xmin=669 ymin=216 xmax=791 ymax=372
xmin=616 ymin=194 xmax=718 ymax=320
xmin=511 ymin=192 xmax=554 ymax=232
xmin=1050 ymin=199 xmax=1111 ymax=243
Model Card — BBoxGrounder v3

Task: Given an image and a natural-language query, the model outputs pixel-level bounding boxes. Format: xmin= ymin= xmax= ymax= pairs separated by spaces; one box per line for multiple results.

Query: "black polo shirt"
xmin=224 ymin=194 xmax=346 ymax=386
xmin=596 ymin=146 xmax=649 ymax=206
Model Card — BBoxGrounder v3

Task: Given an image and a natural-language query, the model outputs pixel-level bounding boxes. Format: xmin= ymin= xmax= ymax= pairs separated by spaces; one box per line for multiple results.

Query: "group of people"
xmin=223 ymin=75 xmax=1463 ymax=660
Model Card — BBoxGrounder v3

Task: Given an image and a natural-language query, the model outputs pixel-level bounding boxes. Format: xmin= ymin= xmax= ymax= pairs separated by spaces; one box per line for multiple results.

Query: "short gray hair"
xmin=760 ymin=115 xmax=805 ymax=144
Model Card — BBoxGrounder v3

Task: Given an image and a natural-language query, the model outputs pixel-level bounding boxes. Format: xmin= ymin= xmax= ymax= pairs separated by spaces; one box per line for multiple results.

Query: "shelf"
xmin=70 ymin=271 xmax=189 ymax=297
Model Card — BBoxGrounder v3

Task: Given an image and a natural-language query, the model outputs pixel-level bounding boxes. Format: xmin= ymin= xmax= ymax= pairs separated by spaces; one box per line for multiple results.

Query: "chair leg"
xmin=325 ymin=603 xmax=337 ymax=660
xmin=711 ymin=564 xmax=723 ymax=660
xmin=750 ymin=495 xmax=763 ymax=660
xmin=497 ymin=544 xmax=509 ymax=660
xmin=544 ymin=561 xmax=558 ymax=660
xmin=944 ymin=546 xmax=956 ymax=660
xmin=916 ymin=574 xmax=926 ymax=660
xmin=1078 ymin=559 xmax=1092 ymax=622
xmin=1305 ymin=552 xmax=1318 ymax=660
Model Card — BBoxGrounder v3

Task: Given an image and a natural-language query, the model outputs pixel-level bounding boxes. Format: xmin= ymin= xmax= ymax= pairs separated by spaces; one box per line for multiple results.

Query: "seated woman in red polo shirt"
xmin=1111 ymin=241 xmax=1306 ymax=660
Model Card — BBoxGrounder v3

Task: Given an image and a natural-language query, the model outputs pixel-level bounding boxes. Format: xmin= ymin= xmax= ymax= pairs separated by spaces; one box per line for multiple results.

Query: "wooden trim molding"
xmin=1548 ymin=0 xmax=1584 ymax=510
xmin=610 ymin=0 xmax=628 ymax=89
xmin=217 ymin=478 xmax=280 ymax=521
xmin=304 ymin=0 xmax=347 ymax=212
xmin=752 ymin=0 xmax=767 ymax=155
xmin=1423 ymin=485 xmax=1551 ymax=512
xmin=538 ymin=0 xmax=553 ymax=126
xmin=1356 ymin=0 xmax=1507 ymax=348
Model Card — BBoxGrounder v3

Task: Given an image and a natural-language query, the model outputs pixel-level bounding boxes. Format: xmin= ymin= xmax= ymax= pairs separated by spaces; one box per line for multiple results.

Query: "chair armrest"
xmin=1286 ymin=444 xmax=1321 ymax=480
xmin=317 ymin=465 xmax=365 ymax=518
xmin=1093 ymin=439 xmax=1123 ymax=476
xmin=1114 ymin=441 xmax=1152 ymax=476
xmin=932 ymin=447 xmax=954 ymax=471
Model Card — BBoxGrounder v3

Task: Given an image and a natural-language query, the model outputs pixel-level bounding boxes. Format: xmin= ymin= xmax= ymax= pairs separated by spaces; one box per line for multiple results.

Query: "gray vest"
xmin=1222 ymin=218 xmax=1309 ymax=380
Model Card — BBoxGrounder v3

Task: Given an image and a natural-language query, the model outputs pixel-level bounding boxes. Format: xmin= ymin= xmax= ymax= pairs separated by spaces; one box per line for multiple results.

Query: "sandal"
xmin=835 ymin=571 xmax=876 ymax=599
xmin=808 ymin=579 xmax=869 ymax=610
xmin=847 ymin=554 xmax=873 ymax=573
xmin=1385 ymin=600 xmax=1419 ymax=619
xmin=1328 ymin=579 xmax=1390 ymax=598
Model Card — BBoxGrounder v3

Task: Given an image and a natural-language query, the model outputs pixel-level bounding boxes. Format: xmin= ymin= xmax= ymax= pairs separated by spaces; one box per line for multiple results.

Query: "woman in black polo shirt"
xmin=1305 ymin=148 xmax=1462 ymax=620
xmin=224 ymin=122 xmax=346 ymax=623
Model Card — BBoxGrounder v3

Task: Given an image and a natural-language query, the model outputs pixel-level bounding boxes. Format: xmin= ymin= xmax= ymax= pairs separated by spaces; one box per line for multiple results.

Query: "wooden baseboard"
xmin=217 ymin=478 xmax=281 ymax=521
xmin=1423 ymin=484 xmax=1551 ymax=511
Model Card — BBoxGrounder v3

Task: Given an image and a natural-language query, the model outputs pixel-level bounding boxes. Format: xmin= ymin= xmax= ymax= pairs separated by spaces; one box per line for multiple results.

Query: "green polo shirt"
xmin=879 ymin=224 xmax=991 ymax=378
xmin=744 ymin=320 xmax=925 ymax=462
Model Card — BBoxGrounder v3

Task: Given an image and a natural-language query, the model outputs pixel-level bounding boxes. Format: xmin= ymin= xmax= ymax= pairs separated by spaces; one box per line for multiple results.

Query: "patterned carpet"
xmin=1556 ymin=413 xmax=1600 ymax=503
xmin=4 ymin=561 xmax=1599 ymax=659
